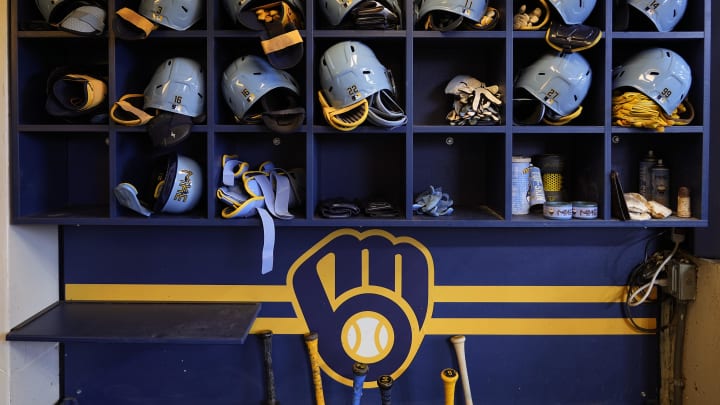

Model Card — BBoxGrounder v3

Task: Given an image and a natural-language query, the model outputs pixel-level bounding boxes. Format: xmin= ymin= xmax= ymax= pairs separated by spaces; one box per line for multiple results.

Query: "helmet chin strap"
xmin=216 ymin=156 xmax=304 ymax=274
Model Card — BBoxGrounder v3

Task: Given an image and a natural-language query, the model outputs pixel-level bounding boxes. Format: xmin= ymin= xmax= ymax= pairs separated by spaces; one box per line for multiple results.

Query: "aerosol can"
xmin=651 ymin=159 xmax=670 ymax=207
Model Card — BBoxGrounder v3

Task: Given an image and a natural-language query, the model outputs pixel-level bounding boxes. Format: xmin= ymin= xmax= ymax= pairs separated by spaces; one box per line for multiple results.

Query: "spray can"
xmin=650 ymin=159 xmax=670 ymax=207
xmin=639 ymin=150 xmax=658 ymax=200
xmin=512 ymin=156 xmax=531 ymax=215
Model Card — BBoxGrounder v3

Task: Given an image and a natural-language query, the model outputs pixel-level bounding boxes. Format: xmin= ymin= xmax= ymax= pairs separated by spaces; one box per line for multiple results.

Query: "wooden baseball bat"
xmin=351 ymin=362 xmax=368 ymax=405
xmin=304 ymin=332 xmax=325 ymax=405
xmin=258 ymin=330 xmax=279 ymax=405
xmin=377 ymin=374 xmax=394 ymax=405
xmin=441 ymin=368 xmax=459 ymax=405
xmin=450 ymin=335 xmax=473 ymax=405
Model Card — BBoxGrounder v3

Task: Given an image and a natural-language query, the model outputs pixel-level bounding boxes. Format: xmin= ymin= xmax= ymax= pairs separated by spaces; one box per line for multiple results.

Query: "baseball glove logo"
xmin=288 ymin=228 xmax=434 ymax=387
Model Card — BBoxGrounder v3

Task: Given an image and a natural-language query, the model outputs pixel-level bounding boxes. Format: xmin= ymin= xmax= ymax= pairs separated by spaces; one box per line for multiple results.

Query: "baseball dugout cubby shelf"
xmin=6 ymin=301 xmax=262 ymax=344
xmin=9 ymin=0 xmax=711 ymax=228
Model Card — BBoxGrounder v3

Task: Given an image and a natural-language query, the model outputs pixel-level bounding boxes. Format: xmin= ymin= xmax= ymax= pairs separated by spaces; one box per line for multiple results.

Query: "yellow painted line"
xmin=250 ymin=318 xmax=308 ymax=334
xmin=66 ymin=284 xmax=630 ymax=303
xmin=423 ymin=317 xmax=656 ymax=335
xmin=249 ymin=317 xmax=654 ymax=335
xmin=434 ymin=285 xmax=628 ymax=303
xmin=65 ymin=284 xmax=295 ymax=302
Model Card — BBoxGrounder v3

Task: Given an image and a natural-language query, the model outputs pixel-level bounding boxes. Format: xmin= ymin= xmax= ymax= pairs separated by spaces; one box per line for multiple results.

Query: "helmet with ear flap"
xmin=612 ymin=47 xmax=691 ymax=115
xmin=144 ymin=57 xmax=206 ymax=118
xmin=547 ymin=0 xmax=597 ymax=25
xmin=627 ymin=0 xmax=687 ymax=32
xmin=137 ymin=0 xmax=204 ymax=31
xmin=515 ymin=52 xmax=592 ymax=119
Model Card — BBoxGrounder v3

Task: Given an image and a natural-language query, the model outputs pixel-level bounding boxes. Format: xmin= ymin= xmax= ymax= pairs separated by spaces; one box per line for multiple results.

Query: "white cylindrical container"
xmin=512 ymin=156 xmax=531 ymax=215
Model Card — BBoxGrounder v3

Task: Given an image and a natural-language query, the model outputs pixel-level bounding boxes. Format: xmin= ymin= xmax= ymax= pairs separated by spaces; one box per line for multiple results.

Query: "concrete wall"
xmin=1 ymin=5 xmax=60 ymax=404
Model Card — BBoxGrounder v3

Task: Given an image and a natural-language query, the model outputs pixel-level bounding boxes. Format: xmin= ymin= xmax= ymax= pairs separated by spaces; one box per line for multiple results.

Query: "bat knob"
xmin=377 ymin=375 xmax=394 ymax=389
xmin=258 ymin=330 xmax=273 ymax=339
xmin=450 ymin=335 xmax=466 ymax=344
xmin=353 ymin=362 xmax=369 ymax=376
xmin=304 ymin=331 xmax=318 ymax=342
xmin=441 ymin=368 xmax=459 ymax=382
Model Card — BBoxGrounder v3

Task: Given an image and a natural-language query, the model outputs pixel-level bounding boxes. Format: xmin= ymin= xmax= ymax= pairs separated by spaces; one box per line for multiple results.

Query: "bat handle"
xmin=377 ymin=375 xmax=394 ymax=405
xmin=441 ymin=368 xmax=459 ymax=405
xmin=258 ymin=330 xmax=277 ymax=405
xmin=304 ymin=332 xmax=325 ymax=405
xmin=351 ymin=362 xmax=368 ymax=405
xmin=450 ymin=335 xmax=473 ymax=405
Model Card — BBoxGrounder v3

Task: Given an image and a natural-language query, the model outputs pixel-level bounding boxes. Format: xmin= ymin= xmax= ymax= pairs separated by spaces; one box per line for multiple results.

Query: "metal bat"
xmin=450 ymin=335 xmax=473 ymax=404
xmin=304 ymin=332 xmax=325 ymax=405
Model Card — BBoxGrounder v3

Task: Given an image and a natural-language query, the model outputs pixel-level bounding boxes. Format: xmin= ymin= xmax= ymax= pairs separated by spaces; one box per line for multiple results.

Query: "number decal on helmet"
xmin=347 ymin=85 xmax=361 ymax=101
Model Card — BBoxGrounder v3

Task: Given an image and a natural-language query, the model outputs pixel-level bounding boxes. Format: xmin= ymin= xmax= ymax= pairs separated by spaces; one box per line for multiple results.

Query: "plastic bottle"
xmin=639 ymin=150 xmax=658 ymax=200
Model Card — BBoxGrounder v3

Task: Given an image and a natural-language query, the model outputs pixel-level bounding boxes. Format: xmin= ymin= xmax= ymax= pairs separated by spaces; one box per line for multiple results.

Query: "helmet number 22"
xmin=347 ymin=84 xmax=361 ymax=101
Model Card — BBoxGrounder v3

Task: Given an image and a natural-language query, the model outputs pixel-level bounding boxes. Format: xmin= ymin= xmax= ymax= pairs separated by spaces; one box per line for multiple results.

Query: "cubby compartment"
xmin=114 ymin=37 xmax=208 ymax=103
xmin=613 ymin=0 xmax=705 ymax=32
xmin=212 ymin=132 xmax=307 ymax=220
xmin=114 ymin=0 xmax=208 ymax=32
xmin=114 ymin=131 xmax=208 ymax=220
xmin=15 ymin=38 xmax=109 ymax=125
xmin=313 ymin=36 xmax=407 ymax=131
xmin=511 ymin=132 xmax=605 ymax=221
xmin=314 ymin=0 xmax=406 ymax=30
xmin=611 ymin=38 xmax=705 ymax=128
xmin=413 ymin=37 xmax=506 ymax=127
xmin=314 ymin=132 xmax=406 ymax=219
xmin=412 ymin=132 xmax=505 ymax=222
xmin=213 ymin=0 xmax=306 ymax=32
xmin=512 ymin=37 xmax=604 ymax=127
xmin=213 ymin=38 xmax=307 ymax=128
xmin=14 ymin=132 xmax=110 ymax=220
xmin=511 ymin=0 xmax=605 ymax=31
xmin=610 ymin=131 xmax=704 ymax=221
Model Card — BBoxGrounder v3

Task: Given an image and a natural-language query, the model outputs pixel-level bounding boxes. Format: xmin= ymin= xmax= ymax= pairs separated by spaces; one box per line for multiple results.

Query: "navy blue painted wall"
xmin=61 ymin=226 xmax=663 ymax=404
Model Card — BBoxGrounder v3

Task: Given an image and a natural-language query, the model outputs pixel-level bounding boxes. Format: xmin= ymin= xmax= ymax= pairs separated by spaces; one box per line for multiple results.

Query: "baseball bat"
xmin=377 ymin=374 xmax=394 ymax=405
xmin=351 ymin=362 xmax=369 ymax=405
xmin=450 ymin=335 xmax=473 ymax=405
xmin=258 ymin=330 xmax=278 ymax=405
xmin=441 ymin=368 xmax=459 ymax=405
xmin=304 ymin=332 xmax=325 ymax=405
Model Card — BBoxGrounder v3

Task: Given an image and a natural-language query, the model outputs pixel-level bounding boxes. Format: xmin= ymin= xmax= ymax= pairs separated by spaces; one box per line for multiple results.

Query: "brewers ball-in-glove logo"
xmin=288 ymin=229 xmax=434 ymax=387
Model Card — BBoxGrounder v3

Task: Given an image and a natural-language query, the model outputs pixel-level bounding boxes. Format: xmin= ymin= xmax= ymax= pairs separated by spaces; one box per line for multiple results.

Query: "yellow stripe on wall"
xmin=65 ymin=284 xmax=630 ymax=303
xmin=65 ymin=284 xmax=295 ymax=302
xmin=423 ymin=317 xmax=656 ymax=335
xmin=247 ymin=317 xmax=655 ymax=335
xmin=434 ymin=285 xmax=629 ymax=303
